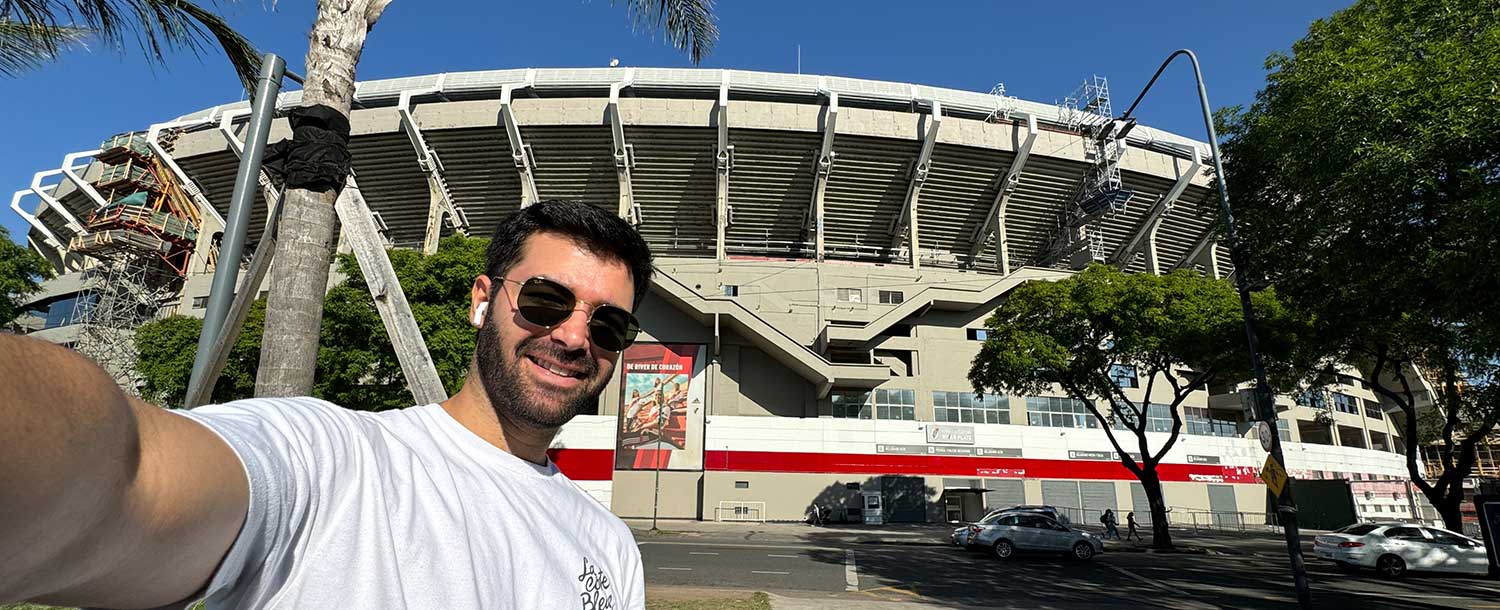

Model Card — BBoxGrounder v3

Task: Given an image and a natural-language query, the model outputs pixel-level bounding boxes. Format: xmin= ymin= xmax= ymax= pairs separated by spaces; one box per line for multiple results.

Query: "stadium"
xmin=11 ymin=67 xmax=1432 ymax=527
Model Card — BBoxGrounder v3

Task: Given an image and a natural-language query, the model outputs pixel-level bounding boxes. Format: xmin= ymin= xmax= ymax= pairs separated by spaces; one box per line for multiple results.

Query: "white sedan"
xmin=1313 ymin=522 xmax=1490 ymax=579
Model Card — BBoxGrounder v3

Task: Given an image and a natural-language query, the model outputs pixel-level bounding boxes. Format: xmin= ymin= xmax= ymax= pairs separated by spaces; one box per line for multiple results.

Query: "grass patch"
xmin=647 ymin=591 xmax=771 ymax=610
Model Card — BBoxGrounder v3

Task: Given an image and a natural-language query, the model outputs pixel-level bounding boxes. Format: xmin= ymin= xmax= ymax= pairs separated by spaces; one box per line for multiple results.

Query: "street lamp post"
xmin=1117 ymin=49 xmax=1313 ymax=610
xmin=650 ymin=390 xmax=668 ymax=532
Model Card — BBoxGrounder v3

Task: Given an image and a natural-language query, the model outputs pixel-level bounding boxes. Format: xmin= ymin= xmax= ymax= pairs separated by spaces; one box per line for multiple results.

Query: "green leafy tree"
xmin=968 ymin=265 xmax=1290 ymax=549
xmin=0 ymin=226 xmax=54 ymax=328
xmin=1219 ymin=0 xmax=1499 ymax=530
xmin=134 ymin=298 xmax=263 ymax=406
xmin=135 ymin=234 xmax=485 ymax=410
xmin=311 ymin=235 xmax=483 ymax=410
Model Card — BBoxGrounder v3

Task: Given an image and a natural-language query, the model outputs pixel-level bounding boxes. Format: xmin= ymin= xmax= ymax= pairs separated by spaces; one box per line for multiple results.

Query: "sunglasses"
xmin=496 ymin=276 xmax=640 ymax=352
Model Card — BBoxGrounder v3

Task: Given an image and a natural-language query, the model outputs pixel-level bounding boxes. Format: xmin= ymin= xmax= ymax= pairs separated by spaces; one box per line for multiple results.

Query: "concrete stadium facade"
xmin=13 ymin=67 xmax=1435 ymax=526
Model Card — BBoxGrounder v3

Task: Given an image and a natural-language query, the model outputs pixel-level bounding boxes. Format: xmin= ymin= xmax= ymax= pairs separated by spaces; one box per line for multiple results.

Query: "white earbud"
xmin=472 ymin=302 xmax=489 ymax=327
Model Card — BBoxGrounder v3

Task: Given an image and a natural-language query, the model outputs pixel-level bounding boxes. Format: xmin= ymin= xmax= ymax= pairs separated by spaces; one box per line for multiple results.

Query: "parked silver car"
xmin=951 ymin=506 xmax=1071 ymax=550
xmin=970 ymin=511 xmax=1104 ymax=560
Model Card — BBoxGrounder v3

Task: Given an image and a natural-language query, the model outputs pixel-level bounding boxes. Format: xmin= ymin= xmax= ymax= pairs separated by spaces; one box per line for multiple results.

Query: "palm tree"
xmin=254 ymin=0 xmax=719 ymax=397
xmin=0 ymin=0 xmax=261 ymax=90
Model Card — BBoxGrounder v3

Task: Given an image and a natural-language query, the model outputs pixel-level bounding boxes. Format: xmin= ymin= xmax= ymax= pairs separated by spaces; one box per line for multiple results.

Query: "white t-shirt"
xmin=176 ymin=397 xmax=643 ymax=610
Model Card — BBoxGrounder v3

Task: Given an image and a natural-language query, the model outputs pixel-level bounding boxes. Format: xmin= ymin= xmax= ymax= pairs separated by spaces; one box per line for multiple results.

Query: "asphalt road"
xmin=639 ymin=532 xmax=1500 ymax=609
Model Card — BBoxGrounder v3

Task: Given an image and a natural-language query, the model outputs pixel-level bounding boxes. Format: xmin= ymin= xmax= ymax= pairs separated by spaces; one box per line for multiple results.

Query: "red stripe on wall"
xmin=704 ymin=450 xmax=1262 ymax=484
xmin=548 ymin=448 xmax=615 ymax=481
xmin=550 ymin=448 xmax=1262 ymax=484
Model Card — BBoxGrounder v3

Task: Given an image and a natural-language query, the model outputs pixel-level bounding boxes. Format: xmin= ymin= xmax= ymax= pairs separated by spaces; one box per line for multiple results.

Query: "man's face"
xmin=471 ymin=232 xmax=635 ymax=430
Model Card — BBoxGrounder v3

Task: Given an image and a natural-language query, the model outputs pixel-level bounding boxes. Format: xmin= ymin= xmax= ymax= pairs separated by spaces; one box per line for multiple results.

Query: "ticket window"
xmin=945 ymin=495 xmax=963 ymax=523
xmin=863 ymin=492 xmax=884 ymax=525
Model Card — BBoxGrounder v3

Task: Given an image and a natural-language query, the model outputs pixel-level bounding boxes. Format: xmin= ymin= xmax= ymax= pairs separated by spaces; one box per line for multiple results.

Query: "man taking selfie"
xmin=0 ymin=199 xmax=653 ymax=610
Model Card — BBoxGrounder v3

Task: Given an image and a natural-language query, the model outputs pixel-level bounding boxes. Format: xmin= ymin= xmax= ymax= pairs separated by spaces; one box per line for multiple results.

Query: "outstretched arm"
xmin=0 ymin=334 xmax=248 ymax=608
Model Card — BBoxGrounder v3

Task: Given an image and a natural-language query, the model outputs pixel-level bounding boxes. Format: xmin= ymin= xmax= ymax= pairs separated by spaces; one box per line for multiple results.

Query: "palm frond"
xmin=171 ymin=0 xmax=262 ymax=93
xmin=0 ymin=1 xmax=261 ymax=92
xmin=616 ymin=0 xmax=719 ymax=65
xmin=0 ymin=19 xmax=89 ymax=75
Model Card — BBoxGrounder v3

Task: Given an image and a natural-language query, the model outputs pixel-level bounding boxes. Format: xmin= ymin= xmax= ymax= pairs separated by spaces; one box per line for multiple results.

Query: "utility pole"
xmin=1118 ymin=49 xmax=1313 ymax=610
xmin=650 ymin=389 xmax=668 ymax=532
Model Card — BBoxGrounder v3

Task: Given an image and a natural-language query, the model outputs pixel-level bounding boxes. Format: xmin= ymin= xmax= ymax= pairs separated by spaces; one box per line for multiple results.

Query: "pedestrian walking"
xmin=1101 ymin=509 xmax=1121 ymax=540
xmin=1126 ymin=511 xmax=1143 ymax=542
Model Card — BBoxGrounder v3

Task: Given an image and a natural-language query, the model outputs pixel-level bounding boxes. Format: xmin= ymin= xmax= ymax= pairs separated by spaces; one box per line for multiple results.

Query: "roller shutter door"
xmin=1080 ymin=481 xmax=1118 ymax=525
xmin=1207 ymin=484 xmax=1238 ymax=527
xmin=1041 ymin=480 xmax=1082 ymax=523
xmin=984 ymin=479 xmax=1026 ymax=511
xmin=1130 ymin=482 xmax=1153 ymax=525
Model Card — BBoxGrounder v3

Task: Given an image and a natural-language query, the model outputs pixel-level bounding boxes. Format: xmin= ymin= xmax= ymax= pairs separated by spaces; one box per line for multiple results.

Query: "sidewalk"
xmin=625 ymin=518 xmax=953 ymax=546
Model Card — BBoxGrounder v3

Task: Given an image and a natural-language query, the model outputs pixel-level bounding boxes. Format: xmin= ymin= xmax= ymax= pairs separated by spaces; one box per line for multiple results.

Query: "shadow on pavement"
xmin=790 ymin=527 xmax=1497 ymax=610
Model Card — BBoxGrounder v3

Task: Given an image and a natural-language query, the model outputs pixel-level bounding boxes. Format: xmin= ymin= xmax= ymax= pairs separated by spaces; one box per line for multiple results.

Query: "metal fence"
xmin=715 ymin=501 xmax=767 ymax=523
xmin=1049 ymin=505 xmax=1283 ymax=535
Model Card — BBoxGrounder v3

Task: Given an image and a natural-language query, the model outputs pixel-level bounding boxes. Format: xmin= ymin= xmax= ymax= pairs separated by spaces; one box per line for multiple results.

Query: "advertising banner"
xmin=615 ymin=343 xmax=707 ymax=470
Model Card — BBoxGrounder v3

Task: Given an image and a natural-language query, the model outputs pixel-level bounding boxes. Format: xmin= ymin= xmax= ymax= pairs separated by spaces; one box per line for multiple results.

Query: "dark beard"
xmin=475 ymin=311 xmax=606 ymax=430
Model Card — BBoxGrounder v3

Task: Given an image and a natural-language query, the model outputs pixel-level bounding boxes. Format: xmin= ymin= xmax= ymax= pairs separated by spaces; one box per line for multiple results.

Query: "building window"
xmin=837 ymin=288 xmax=863 ymax=303
xmin=829 ymin=389 xmax=914 ymax=420
xmin=1332 ymin=392 xmax=1358 ymax=414
xmin=878 ymin=290 xmax=904 ymax=305
xmin=722 ymin=285 xmax=739 ymax=297
xmin=735 ymin=481 xmax=749 ymax=489
xmin=1295 ymin=389 xmax=1327 ymax=409
xmin=966 ymin=328 xmax=990 ymax=341
xmin=933 ymin=391 xmax=1010 ymax=424
xmin=1114 ymin=403 xmax=1174 ymax=433
xmin=1277 ymin=418 xmax=1290 ymax=441
xmin=192 ymin=296 xmax=209 ymax=309
xmin=1184 ymin=406 xmax=1238 ymax=437
xmin=1025 ymin=396 xmax=1099 ymax=429
xmin=874 ymin=388 xmax=916 ymax=420
xmin=830 ymin=390 xmax=871 ymax=419
xmin=34 ymin=293 xmax=94 ymax=329
xmin=1108 ymin=364 xmax=1139 ymax=389
xmin=1363 ymin=400 xmax=1383 ymax=420
xmin=845 ymin=482 xmax=860 ymax=490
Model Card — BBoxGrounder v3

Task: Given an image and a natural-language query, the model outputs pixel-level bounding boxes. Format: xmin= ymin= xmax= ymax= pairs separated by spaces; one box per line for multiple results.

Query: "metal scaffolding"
xmin=65 ymin=131 xmax=200 ymax=391
xmin=1038 ymin=75 xmax=1135 ymax=269
xmin=69 ymin=257 xmax=179 ymax=388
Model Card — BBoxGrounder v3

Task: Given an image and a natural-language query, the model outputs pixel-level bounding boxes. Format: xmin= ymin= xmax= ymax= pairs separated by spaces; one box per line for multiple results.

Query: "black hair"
xmin=484 ymin=200 xmax=654 ymax=309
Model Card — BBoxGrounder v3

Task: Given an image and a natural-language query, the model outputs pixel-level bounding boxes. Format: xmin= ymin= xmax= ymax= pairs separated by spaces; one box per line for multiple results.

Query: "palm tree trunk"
xmin=256 ymin=0 xmax=391 ymax=397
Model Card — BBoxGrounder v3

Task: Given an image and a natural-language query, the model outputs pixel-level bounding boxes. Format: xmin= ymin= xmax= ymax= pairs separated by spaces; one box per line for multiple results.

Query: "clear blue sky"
xmin=1 ymin=0 xmax=1352 ymax=244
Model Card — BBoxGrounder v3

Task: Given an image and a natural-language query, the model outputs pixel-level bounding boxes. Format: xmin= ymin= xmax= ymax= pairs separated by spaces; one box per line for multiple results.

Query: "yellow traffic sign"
xmin=1261 ymin=454 xmax=1289 ymax=498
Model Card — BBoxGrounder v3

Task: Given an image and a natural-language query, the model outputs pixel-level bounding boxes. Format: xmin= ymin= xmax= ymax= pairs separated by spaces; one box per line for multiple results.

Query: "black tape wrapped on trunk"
xmin=263 ymin=105 xmax=352 ymax=193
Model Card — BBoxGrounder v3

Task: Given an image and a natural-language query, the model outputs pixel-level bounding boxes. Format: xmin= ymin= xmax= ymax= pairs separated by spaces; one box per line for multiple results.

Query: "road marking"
xmin=844 ymin=550 xmax=859 ymax=592
xmin=860 ymin=584 xmax=921 ymax=598
xmin=768 ymin=553 xmax=799 ymax=558
xmin=657 ymin=567 xmax=692 ymax=571
xmin=752 ymin=570 xmax=791 ymax=575
xmin=688 ymin=551 xmax=719 ymax=555
xmin=1104 ymin=564 xmax=1191 ymax=597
